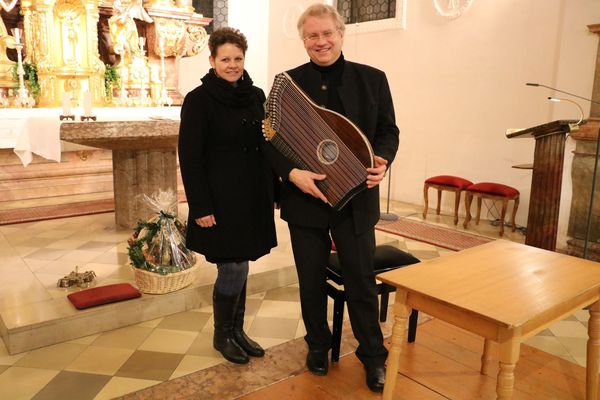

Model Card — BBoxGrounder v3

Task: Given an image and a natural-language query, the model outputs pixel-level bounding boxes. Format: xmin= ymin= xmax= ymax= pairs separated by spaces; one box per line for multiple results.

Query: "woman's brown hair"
xmin=208 ymin=27 xmax=248 ymax=57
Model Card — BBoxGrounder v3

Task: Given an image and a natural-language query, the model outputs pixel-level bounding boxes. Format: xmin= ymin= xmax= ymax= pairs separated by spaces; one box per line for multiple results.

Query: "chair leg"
xmin=423 ymin=184 xmax=429 ymax=219
xmin=380 ymin=288 xmax=390 ymax=322
xmin=436 ymin=189 xmax=442 ymax=215
xmin=511 ymin=196 xmax=519 ymax=232
xmin=331 ymin=296 xmax=345 ymax=363
xmin=407 ymin=309 xmax=419 ymax=343
xmin=475 ymin=196 xmax=482 ymax=225
xmin=453 ymin=189 xmax=461 ymax=225
xmin=463 ymin=192 xmax=473 ymax=229
xmin=500 ymin=199 xmax=507 ymax=236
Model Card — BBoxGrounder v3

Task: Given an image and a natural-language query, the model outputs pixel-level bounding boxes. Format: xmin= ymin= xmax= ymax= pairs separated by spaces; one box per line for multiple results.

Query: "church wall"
xmin=179 ymin=0 xmax=270 ymax=95
xmin=179 ymin=0 xmax=600 ymax=251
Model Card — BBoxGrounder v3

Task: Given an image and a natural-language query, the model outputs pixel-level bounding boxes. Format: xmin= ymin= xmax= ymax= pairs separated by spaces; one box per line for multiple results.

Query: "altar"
xmin=61 ymin=117 xmax=181 ymax=228
xmin=1 ymin=107 xmax=182 ymax=228
xmin=0 ymin=0 xmax=208 ymax=227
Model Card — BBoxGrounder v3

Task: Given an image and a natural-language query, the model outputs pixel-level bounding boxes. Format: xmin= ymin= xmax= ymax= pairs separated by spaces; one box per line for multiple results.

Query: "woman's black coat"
xmin=178 ymin=70 xmax=277 ymax=263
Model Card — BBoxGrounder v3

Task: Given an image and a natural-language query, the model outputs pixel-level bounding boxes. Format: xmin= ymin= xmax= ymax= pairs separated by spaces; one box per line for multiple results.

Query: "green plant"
xmin=12 ymin=62 xmax=40 ymax=98
xmin=104 ymin=64 xmax=121 ymax=98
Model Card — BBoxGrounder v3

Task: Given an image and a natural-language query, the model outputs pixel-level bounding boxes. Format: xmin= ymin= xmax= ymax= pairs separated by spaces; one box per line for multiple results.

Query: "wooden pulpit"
xmin=506 ymin=120 xmax=580 ymax=251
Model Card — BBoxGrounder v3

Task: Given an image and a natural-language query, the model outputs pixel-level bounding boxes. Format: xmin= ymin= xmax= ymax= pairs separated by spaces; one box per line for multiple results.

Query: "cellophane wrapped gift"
xmin=128 ymin=190 xmax=196 ymax=275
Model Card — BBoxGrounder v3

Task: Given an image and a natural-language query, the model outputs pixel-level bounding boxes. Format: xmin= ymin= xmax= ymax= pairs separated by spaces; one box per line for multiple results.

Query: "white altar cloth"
xmin=0 ymin=107 xmax=181 ymax=166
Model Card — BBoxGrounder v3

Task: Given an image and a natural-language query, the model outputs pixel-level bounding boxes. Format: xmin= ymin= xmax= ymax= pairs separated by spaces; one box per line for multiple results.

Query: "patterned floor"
xmin=0 ymin=200 xmax=592 ymax=399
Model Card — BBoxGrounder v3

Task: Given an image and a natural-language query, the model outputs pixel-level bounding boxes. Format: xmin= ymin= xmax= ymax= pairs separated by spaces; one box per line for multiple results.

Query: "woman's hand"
xmin=289 ymin=168 xmax=328 ymax=203
xmin=195 ymin=214 xmax=216 ymax=228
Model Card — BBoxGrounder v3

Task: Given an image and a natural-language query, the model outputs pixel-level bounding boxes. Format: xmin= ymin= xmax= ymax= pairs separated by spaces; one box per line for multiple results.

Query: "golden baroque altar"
xmin=0 ymin=0 xmax=210 ymax=107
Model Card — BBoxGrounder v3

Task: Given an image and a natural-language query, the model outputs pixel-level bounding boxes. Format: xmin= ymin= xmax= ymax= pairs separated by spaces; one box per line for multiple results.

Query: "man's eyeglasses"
xmin=303 ymin=30 xmax=338 ymax=44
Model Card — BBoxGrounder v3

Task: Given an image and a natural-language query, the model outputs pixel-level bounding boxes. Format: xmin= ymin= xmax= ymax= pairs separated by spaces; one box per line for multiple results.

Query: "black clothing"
xmin=178 ymin=69 xmax=277 ymax=263
xmin=263 ymin=58 xmax=400 ymax=369
xmin=212 ymin=288 xmax=249 ymax=364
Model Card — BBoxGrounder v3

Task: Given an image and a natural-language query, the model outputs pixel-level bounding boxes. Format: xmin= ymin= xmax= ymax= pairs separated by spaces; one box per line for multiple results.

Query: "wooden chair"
xmin=423 ymin=175 xmax=473 ymax=225
xmin=326 ymin=244 xmax=420 ymax=363
xmin=463 ymin=182 xmax=520 ymax=236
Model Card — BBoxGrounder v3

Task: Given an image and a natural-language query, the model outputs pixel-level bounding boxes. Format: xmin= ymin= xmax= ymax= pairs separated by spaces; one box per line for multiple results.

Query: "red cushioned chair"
xmin=423 ymin=175 xmax=473 ymax=225
xmin=463 ymin=182 xmax=520 ymax=236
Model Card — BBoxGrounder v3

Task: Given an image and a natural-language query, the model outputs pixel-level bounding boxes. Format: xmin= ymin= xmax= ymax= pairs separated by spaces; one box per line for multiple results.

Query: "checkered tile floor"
xmin=0 ymin=201 xmax=591 ymax=399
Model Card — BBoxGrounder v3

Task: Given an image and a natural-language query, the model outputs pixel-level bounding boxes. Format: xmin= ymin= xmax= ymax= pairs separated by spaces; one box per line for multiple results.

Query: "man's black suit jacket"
xmin=263 ymin=60 xmax=400 ymax=234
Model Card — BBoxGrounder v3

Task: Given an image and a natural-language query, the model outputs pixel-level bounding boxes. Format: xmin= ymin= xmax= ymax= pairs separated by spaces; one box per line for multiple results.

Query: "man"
xmin=263 ymin=3 xmax=399 ymax=393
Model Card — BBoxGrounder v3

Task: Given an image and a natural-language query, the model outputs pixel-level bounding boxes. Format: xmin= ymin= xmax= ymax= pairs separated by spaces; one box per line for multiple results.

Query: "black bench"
xmin=326 ymin=244 xmax=420 ymax=362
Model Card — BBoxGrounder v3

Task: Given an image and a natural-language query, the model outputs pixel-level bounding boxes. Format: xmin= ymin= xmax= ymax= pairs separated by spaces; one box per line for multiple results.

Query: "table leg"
xmin=383 ymin=289 xmax=411 ymax=400
xmin=496 ymin=328 xmax=520 ymax=400
xmin=481 ymin=338 xmax=495 ymax=376
xmin=587 ymin=301 xmax=600 ymax=399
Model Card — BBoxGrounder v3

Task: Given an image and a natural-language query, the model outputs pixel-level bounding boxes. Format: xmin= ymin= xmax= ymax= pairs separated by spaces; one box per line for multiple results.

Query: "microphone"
xmin=525 ymin=82 xmax=600 ymax=105
xmin=527 ymin=82 xmax=599 ymax=260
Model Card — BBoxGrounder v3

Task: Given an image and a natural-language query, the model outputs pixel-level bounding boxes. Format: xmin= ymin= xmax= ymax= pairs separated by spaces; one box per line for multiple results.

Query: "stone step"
xmin=0 ymin=265 xmax=298 ymax=355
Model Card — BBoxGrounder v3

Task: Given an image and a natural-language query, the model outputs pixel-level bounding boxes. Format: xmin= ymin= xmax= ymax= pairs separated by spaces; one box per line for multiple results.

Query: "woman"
xmin=178 ymin=27 xmax=277 ymax=365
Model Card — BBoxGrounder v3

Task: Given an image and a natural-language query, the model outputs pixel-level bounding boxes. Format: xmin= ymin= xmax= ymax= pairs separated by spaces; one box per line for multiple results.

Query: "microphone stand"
xmin=380 ymin=165 xmax=399 ymax=221
xmin=527 ymin=83 xmax=600 ymax=259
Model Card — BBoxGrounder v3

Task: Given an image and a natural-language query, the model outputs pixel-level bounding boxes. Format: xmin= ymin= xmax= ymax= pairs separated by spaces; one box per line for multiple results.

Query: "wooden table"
xmin=377 ymin=240 xmax=600 ymax=399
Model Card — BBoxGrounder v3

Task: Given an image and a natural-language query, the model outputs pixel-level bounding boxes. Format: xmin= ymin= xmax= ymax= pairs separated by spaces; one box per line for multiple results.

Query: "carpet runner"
xmin=376 ymin=218 xmax=494 ymax=251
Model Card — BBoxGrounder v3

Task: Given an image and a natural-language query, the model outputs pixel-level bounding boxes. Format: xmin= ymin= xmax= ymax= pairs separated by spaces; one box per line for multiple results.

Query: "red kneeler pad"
xmin=67 ymin=283 xmax=142 ymax=310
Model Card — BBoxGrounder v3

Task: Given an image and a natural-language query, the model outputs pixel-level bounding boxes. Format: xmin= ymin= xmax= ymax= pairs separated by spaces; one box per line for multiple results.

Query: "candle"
xmin=159 ymin=36 xmax=165 ymax=55
xmin=139 ymin=36 xmax=145 ymax=52
xmin=12 ymin=28 xmax=20 ymax=44
xmin=62 ymin=92 xmax=71 ymax=115
xmin=83 ymin=91 xmax=93 ymax=116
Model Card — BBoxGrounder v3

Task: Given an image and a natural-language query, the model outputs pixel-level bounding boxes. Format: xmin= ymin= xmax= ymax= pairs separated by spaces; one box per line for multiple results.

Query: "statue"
xmin=108 ymin=0 xmax=153 ymax=65
xmin=0 ymin=6 xmax=17 ymax=63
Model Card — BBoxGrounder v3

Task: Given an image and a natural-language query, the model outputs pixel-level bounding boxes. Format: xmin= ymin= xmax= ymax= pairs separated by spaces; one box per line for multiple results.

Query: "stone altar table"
xmin=60 ymin=119 xmax=180 ymax=228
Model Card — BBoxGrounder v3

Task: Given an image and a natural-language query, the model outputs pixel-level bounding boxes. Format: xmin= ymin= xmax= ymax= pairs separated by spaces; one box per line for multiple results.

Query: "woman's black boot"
xmin=233 ymin=282 xmax=265 ymax=357
xmin=213 ymin=288 xmax=249 ymax=364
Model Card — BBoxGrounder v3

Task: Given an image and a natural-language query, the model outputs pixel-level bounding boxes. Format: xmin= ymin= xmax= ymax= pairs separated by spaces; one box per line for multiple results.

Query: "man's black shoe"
xmin=306 ymin=349 xmax=328 ymax=376
xmin=365 ymin=365 xmax=386 ymax=392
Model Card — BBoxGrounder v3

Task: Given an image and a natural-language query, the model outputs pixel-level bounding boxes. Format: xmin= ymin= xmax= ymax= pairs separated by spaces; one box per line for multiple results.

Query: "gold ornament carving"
xmin=1 ymin=0 xmax=211 ymax=106
xmin=185 ymin=25 xmax=207 ymax=57
xmin=109 ymin=0 xmax=153 ymax=65
xmin=153 ymin=17 xmax=185 ymax=57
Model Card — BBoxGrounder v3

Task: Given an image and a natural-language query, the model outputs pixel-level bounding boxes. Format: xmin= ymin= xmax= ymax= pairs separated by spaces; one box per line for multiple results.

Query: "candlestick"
xmin=12 ymin=27 xmax=20 ymax=44
xmin=159 ymin=36 xmax=165 ymax=55
xmin=139 ymin=36 xmax=146 ymax=56
xmin=118 ymin=67 xmax=129 ymax=106
xmin=157 ymin=37 xmax=172 ymax=107
xmin=12 ymin=28 xmax=34 ymax=108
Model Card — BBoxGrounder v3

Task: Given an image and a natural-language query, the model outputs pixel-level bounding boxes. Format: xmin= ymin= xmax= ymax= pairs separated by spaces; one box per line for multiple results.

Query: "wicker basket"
xmin=131 ymin=263 xmax=199 ymax=294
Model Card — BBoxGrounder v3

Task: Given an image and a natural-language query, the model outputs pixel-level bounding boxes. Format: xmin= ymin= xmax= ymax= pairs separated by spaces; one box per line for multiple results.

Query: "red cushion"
xmin=466 ymin=182 xmax=519 ymax=197
xmin=425 ymin=175 xmax=473 ymax=189
xmin=67 ymin=283 xmax=141 ymax=310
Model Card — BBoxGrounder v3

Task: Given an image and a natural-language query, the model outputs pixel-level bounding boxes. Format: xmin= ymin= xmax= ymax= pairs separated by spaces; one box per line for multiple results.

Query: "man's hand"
xmin=366 ymin=156 xmax=388 ymax=188
xmin=289 ymin=168 xmax=328 ymax=203
xmin=195 ymin=214 xmax=216 ymax=228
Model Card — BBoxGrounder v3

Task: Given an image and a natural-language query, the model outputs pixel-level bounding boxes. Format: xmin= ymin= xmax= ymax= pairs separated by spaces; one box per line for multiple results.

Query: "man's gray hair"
xmin=297 ymin=3 xmax=346 ymax=38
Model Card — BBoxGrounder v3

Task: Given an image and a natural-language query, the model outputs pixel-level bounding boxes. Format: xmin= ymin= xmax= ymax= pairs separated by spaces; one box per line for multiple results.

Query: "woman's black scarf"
xmin=201 ymin=69 xmax=256 ymax=107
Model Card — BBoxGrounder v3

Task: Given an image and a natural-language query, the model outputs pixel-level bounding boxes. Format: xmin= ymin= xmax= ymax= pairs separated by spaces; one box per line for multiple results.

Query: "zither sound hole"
xmin=317 ymin=139 xmax=339 ymax=165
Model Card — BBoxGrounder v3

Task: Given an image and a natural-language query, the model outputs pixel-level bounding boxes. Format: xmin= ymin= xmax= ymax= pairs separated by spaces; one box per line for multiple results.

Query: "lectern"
xmin=506 ymin=120 xmax=580 ymax=251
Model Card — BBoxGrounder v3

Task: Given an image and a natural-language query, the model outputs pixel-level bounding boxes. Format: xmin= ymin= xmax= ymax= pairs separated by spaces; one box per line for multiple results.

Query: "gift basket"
xmin=127 ymin=190 xmax=198 ymax=294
